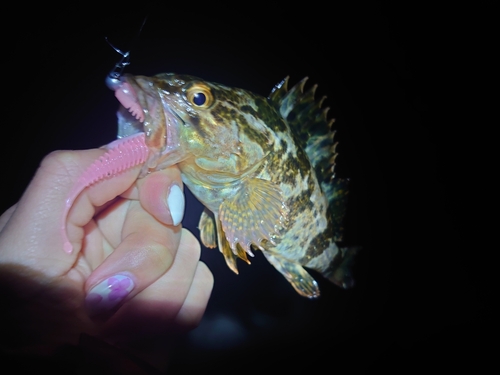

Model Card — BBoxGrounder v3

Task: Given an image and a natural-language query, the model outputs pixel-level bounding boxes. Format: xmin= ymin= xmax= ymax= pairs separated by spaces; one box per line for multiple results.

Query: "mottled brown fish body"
xmin=114 ymin=73 xmax=358 ymax=297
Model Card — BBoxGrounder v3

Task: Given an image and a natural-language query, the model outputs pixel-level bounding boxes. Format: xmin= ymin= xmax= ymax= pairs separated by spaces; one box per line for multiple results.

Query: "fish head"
xmin=113 ymin=72 xmax=276 ymax=176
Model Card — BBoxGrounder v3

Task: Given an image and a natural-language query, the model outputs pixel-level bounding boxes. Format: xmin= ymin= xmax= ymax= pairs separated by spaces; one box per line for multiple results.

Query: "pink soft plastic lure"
xmin=61 ymin=132 xmax=149 ymax=254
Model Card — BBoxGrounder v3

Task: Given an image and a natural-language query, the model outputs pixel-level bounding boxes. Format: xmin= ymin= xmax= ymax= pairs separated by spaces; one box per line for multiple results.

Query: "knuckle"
xmin=146 ymin=240 xmax=175 ymax=269
xmin=39 ymin=150 xmax=75 ymax=174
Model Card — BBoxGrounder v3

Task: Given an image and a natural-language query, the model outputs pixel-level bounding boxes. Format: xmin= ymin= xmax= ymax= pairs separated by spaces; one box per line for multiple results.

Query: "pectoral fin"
xmin=218 ymin=178 xmax=289 ymax=257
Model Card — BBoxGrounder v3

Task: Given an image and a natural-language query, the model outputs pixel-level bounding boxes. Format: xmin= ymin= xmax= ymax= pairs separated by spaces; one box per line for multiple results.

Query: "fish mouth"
xmin=113 ymin=75 xmax=181 ymax=160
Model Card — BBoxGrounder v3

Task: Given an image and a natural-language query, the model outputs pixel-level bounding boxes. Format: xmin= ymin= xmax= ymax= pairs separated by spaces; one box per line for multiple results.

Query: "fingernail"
xmin=85 ymin=274 xmax=134 ymax=316
xmin=167 ymin=184 xmax=185 ymax=226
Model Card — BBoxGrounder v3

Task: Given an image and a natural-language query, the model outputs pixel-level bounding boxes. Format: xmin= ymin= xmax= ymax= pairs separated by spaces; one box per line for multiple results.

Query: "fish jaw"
xmin=113 ymin=74 xmax=187 ymax=174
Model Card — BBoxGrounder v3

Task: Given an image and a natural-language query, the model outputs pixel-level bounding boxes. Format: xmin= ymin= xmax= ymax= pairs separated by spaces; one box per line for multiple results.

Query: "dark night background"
xmin=1 ymin=3 xmax=492 ymax=374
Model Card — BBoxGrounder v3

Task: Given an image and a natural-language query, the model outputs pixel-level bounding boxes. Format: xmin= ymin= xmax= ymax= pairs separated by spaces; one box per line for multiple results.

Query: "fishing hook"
xmin=105 ymin=38 xmax=131 ymax=90
xmin=105 ymin=16 xmax=148 ymax=90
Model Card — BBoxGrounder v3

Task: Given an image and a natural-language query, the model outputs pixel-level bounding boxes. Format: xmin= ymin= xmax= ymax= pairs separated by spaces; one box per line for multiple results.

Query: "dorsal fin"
xmin=268 ymin=77 xmax=338 ymax=188
xmin=268 ymin=76 xmax=349 ymax=241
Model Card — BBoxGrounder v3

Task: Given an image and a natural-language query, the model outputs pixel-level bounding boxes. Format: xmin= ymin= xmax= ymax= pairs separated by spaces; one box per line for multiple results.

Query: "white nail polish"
xmin=167 ymin=184 xmax=185 ymax=226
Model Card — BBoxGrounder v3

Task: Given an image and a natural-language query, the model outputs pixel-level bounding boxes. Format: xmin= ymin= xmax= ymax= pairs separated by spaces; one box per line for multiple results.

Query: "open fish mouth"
xmin=113 ymin=76 xmax=181 ymax=154
xmin=114 ymin=78 xmax=155 ymax=138
xmin=116 ymin=102 xmax=144 ymax=139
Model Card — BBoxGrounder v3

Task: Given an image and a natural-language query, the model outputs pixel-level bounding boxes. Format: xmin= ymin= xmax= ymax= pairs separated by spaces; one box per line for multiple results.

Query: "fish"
xmin=112 ymin=72 xmax=359 ymax=298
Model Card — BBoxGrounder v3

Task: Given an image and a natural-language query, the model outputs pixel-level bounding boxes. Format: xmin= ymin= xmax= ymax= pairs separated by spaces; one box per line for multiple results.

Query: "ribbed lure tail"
xmin=62 ymin=133 xmax=149 ymax=254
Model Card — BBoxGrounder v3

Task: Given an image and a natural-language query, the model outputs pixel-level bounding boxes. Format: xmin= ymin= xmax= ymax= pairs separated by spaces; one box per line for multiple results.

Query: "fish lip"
xmin=160 ymin=100 xmax=183 ymax=157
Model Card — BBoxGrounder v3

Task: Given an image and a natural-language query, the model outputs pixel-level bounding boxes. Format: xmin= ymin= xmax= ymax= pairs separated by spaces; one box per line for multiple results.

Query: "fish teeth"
xmin=128 ymin=107 xmax=144 ymax=122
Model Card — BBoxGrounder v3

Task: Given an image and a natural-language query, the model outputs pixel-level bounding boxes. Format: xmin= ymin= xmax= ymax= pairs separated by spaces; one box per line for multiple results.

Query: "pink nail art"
xmin=85 ymin=275 xmax=134 ymax=316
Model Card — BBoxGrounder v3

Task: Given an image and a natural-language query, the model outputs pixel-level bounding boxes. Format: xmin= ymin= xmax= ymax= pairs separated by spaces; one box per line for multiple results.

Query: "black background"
xmin=1 ymin=3 xmax=491 ymax=374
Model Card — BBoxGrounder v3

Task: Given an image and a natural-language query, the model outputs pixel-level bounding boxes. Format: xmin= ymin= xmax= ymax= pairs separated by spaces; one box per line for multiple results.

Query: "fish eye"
xmin=193 ymin=92 xmax=206 ymax=106
xmin=186 ymin=84 xmax=214 ymax=108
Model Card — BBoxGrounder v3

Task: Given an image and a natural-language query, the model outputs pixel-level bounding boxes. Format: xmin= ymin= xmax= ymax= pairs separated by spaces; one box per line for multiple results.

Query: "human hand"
xmin=0 ymin=147 xmax=213 ymax=370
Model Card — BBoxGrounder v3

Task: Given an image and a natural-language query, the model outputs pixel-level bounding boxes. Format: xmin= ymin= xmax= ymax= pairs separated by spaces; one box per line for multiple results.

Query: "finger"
xmin=0 ymin=149 xmax=142 ymax=275
xmin=122 ymin=166 xmax=185 ymax=227
xmin=173 ymin=260 xmax=214 ymax=329
xmin=84 ymin=200 xmax=182 ymax=317
xmin=99 ymin=228 xmax=203 ymax=338
xmin=0 ymin=204 xmax=16 ymax=232
xmin=66 ymin=152 xmax=144 ymax=254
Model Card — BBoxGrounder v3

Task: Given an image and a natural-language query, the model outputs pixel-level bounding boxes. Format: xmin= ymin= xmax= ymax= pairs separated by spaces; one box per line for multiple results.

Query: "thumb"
xmin=0 ymin=149 xmax=142 ymax=276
